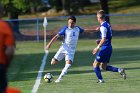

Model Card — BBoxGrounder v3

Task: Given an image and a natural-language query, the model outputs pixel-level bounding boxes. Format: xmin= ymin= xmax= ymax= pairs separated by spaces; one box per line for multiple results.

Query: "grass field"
xmin=8 ymin=37 xmax=140 ymax=93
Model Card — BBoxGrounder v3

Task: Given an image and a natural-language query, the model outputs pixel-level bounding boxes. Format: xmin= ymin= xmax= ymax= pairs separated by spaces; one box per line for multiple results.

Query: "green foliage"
xmin=109 ymin=0 xmax=140 ymax=13
xmin=1 ymin=0 xmax=42 ymax=13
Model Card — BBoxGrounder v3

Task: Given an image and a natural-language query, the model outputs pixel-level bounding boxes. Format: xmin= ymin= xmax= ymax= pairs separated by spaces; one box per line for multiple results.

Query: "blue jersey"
xmin=100 ymin=21 xmax=112 ymax=46
xmin=96 ymin=21 xmax=113 ymax=63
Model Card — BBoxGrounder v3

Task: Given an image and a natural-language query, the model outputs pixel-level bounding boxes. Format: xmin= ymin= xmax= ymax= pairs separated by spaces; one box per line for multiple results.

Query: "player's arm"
xmin=93 ymin=38 xmax=106 ymax=55
xmin=97 ymin=37 xmax=106 ymax=48
xmin=5 ymin=46 xmax=15 ymax=64
xmin=93 ymin=26 xmax=107 ymax=55
xmin=46 ymin=34 xmax=60 ymax=50
xmin=46 ymin=26 xmax=67 ymax=49
xmin=5 ymin=23 xmax=15 ymax=67
xmin=84 ymin=26 xmax=100 ymax=32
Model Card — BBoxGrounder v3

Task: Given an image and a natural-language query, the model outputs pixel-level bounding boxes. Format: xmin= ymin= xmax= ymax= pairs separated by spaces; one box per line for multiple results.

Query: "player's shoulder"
xmin=58 ymin=25 xmax=68 ymax=35
xmin=0 ymin=21 xmax=12 ymax=34
xmin=0 ymin=20 xmax=8 ymax=26
xmin=75 ymin=26 xmax=82 ymax=29
xmin=0 ymin=21 xmax=11 ymax=29
xmin=101 ymin=21 xmax=110 ymax=27
xmin=75 ymin=26 xmax=84 ymax=32
xmin=62 ymin=25 xmax=68 ymax=29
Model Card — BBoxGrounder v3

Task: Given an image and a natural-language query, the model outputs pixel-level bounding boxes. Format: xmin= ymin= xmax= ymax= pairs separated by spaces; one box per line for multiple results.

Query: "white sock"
xmin=118 ymin=68 xmax=122 ymax=73
xmin=99 ymin=79 xmax=103 ymax=82
xmin=58 ymin=64 xmax=71 ymax=80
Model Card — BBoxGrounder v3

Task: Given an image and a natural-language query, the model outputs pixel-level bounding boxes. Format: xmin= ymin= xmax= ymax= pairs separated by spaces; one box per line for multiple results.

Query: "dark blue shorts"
xmin=96 ymin=46 xmax=112 ymax=63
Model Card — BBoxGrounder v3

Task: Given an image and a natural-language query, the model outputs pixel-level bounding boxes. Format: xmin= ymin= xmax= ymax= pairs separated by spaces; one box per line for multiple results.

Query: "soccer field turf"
xmin=8 ymin=37 xmax=140 ymax=93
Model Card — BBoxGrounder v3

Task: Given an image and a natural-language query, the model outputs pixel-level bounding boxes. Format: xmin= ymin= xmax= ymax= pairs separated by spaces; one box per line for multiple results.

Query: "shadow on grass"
xmin=8 ymin=47 xmax=140 ymax=82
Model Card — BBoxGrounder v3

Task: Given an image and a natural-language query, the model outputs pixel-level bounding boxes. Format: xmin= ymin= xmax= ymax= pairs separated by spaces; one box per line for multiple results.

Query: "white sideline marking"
xmin=31 ymin=53 xmax=48 ymax=93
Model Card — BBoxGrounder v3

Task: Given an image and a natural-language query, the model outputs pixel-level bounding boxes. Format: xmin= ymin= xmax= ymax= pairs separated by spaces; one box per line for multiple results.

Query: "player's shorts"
xmin=54 ymin=46 xmax=75 ymax=62
xmin=96 ymin=46 xmax=112 ymax=63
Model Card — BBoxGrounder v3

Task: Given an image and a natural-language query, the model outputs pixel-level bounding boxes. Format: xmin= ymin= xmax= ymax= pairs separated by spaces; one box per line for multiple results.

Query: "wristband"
xmin=97 ymin=45 xmax=100 ymax=49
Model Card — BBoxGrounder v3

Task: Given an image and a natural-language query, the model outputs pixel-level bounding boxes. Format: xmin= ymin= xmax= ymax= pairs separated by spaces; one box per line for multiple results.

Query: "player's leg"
xmin=51 ymin=48 xmax=65 ymax=65
xmin=101 ymin=63 xmax=126 ymax=79
xmin=53 ymin=52 xmax=65 ymax=83
xmin=93 ymin=60 xmax=104 ymax=83
xmin=101 ymin=63 xmax=119 ymax=72
xmin=55 ymin=60 xmax=72 ymax=83
xmin=55 ymin=53 xmax=74 ymax=83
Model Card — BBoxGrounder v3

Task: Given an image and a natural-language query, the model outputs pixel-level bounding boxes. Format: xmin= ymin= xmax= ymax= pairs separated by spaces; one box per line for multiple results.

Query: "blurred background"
xmin=0 ymin=0 xmax=140 ymax=41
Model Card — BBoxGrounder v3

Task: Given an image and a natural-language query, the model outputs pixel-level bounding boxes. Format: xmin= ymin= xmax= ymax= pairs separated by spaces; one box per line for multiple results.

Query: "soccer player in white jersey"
xmin=92 ymin=10 xmax=126 ymax=83
xmin=46 ymin=16 xmax=84 ymax=83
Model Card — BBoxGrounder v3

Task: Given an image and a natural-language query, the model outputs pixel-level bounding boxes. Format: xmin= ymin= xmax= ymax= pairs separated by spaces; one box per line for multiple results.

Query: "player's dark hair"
xmin=97 ymin=10 xmax=105 ymax=19
xmin=68 ymin=15 xmax=76 ymax=22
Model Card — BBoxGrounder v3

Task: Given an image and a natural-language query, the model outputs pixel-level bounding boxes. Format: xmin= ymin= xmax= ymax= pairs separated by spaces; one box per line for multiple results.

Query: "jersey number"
xmin=73 ymin=32 xmax=75 ymax=36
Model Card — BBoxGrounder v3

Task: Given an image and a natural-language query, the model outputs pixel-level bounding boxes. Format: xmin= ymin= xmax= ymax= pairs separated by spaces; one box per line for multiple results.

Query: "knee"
xmin=66 ymin=60 xmax=72 ymax=64
xmin=93 ymin=61 xmax=100 ymax=68
xmin=51 ymin=58 xmax=58 ymax=65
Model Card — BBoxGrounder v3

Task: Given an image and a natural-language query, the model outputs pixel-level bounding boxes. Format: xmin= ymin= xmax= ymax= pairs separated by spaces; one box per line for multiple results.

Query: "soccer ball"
xmin=44 ymin=73 xmax=53 ymax=83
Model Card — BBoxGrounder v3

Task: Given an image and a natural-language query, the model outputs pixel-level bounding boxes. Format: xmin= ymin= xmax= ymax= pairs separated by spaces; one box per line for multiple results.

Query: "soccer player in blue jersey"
xmin=46 ymin=16 xmax=84 ymax=83
xmin=92 ymin=10 xmax=126 ymax=83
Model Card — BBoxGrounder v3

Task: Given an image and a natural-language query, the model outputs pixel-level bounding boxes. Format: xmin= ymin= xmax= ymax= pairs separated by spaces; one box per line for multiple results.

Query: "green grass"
xmin=109 ymin=0 xmax=140 ymax=14
xmin=8 ymin=37 xmax=140 ymax=93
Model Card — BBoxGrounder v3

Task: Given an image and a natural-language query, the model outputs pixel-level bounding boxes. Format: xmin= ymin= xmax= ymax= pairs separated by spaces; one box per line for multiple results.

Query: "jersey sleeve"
xmin=58 ymin=26 xmax=68 ymax=36
xmin=4 ymin=22 xmax=15 ymax=46
xmin=77 ymin=26 xmax=84 ymax=33
xmin=100 ymin=26 xmax=107 ymax=38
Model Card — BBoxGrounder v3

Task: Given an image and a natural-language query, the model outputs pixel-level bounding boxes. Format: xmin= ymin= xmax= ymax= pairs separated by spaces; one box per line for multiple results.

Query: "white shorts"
xmin=54 ymin=45 xmax=75 ymax=62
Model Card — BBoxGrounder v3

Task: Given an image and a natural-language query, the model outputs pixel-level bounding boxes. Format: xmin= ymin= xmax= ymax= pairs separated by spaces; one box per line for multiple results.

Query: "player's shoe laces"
xmin=120 ymin=68 xmax=126 ymax=80
xmin=55 ymin=79 xmax=62 ymax=83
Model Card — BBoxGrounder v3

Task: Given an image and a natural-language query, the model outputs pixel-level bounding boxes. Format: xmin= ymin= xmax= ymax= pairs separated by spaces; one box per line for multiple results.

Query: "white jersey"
xmin=58 ymin=26 xmax=84 ymax=53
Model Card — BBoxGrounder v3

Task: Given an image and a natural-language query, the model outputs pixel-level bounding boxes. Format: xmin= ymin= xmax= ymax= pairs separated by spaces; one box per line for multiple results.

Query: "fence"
xmin=6 ymin=14 xmax=140 ymax=42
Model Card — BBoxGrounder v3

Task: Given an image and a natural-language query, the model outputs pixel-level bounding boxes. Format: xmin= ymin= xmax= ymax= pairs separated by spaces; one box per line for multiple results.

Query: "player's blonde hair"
xmin=97 ymin=10 xmax=105 ymax=19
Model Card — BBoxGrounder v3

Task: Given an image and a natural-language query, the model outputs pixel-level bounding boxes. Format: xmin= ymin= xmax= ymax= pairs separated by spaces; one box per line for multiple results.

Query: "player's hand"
xmin=92 ymin=48 xmax=99 ymax=55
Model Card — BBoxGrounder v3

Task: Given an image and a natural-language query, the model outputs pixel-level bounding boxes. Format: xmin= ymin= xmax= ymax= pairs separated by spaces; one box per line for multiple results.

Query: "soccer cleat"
xmin=96 ymin=80 xmax=104 ymax=83
xmin=120 ymin=68 xmax=126 ymax=80
xmin=55 ymin=79 xmax=62 ymax=83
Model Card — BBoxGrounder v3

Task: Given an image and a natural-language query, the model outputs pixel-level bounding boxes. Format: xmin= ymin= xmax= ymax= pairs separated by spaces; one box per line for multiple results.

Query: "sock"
xmin=58 ymin=64 xmax=71 ymax=80
xmin=106 ymin=65 xmax=118 ymax=72
xmin=118 ymin=68 xmax=123 ymax=73
xmin=94 ymin=66 xmax=103 ymax=80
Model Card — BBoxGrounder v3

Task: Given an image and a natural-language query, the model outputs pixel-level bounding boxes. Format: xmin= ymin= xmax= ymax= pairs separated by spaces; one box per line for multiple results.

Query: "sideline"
xmin=31 ymin=54 xmax=48 ymax=93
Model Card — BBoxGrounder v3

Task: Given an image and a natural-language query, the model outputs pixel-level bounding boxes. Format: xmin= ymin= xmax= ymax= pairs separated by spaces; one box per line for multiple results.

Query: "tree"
xmin=1 ymin=0 xmax=42 ymax=35
xmin=1 ymin=0 xmax=20 ymax=34
xmin=60 ymin=0 xmax=90 ymax=15
xmin=100 ymin=0 xmax=110 ymax=23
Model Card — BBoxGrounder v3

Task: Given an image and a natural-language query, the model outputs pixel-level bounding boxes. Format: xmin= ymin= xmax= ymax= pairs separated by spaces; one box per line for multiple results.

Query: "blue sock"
xmin=106 ymin=65 xmax=118 ymax=72
xmin=94 ymin=67 xmax=103 ymax=80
